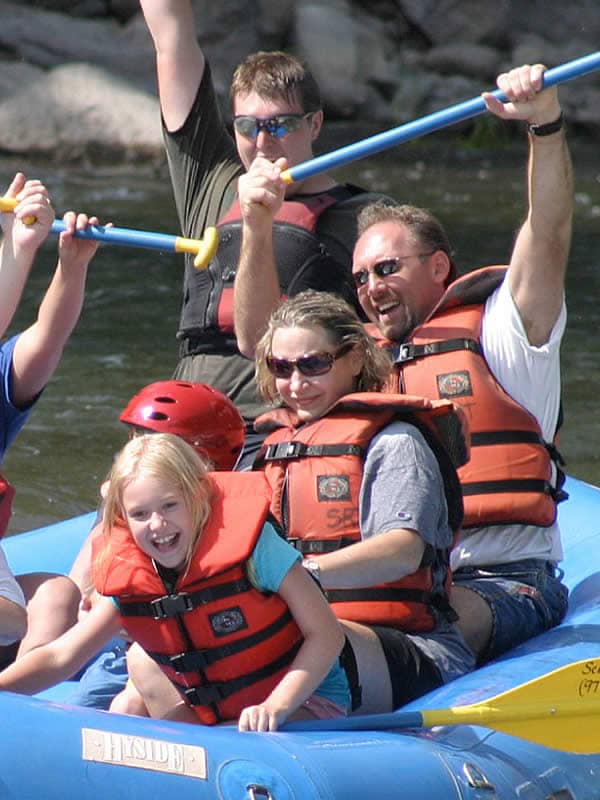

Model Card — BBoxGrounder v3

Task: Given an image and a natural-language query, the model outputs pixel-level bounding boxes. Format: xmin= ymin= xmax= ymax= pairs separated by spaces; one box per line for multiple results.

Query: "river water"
xmin=1 ymin=133 xmax=599 ymax=535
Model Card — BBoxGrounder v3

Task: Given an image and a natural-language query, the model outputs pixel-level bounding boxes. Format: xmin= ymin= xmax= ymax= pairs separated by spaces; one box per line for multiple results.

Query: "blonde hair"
xmin=255 ymin=289 xmax=392 ymax=404
xmin=102 ymin=433 xmax=213 ymax=571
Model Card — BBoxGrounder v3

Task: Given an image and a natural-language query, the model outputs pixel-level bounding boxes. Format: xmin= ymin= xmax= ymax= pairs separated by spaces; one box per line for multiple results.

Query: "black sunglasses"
xmin=266 ymin=343 xmax=353 ymax=379
xmin=233 ymin=113 xmax=312 ymax=140
xmin=353 ymin=253 xmax=435 ymax=288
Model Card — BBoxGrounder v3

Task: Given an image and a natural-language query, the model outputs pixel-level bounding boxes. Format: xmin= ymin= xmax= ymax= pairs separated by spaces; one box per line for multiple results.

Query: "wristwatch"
xmin=302 ymin=558 xmax=322 ymax=584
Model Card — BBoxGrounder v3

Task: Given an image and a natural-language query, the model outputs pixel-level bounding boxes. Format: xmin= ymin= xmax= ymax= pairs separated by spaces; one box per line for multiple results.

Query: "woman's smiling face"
xmin=270 ymin=325 xmax=362 ymax=422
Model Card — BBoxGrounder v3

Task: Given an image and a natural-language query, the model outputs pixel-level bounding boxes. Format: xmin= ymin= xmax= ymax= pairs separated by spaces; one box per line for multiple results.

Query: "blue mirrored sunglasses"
xmin=233 ymin=113 xmax=312 ymax=140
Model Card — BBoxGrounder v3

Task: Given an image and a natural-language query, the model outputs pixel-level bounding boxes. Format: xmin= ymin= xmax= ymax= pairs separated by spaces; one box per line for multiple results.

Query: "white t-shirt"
xmin=0 ymin=545 xmax=25 ymax=607
xmin=451 ymin=274 xmax=566 ymax=569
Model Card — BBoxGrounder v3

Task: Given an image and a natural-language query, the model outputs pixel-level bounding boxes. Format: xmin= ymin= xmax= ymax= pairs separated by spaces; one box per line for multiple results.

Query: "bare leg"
xmin=16 ymin=572 xmax=80 ymax=657
xmin=340 ymin=620 xmax=393 ymax=715
xmin=126 ymin=642 xmax=189 ymax=719
xmin=450 ymin=584 xmax=493 ymax=659
xmin=109 ymin=680 xmax=150 ymax=716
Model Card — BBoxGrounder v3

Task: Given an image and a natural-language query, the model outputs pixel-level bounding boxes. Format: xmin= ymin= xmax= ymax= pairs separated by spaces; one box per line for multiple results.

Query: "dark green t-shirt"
xmin=164 ymin=63 xmax=393 ymax=421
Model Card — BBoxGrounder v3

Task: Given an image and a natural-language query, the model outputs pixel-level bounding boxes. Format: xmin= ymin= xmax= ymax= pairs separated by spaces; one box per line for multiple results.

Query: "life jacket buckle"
xmin=394 ymin=343 xmax=415 ymax=363
xmin=150 ymin=592 xmax=193 ymax=619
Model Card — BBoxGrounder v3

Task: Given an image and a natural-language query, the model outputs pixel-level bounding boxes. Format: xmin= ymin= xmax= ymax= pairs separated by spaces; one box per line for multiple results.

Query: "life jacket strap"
xmin=261 ymin=441 xmax=364 ymax=462
xmin=179 ymin=641 xmax=302 ymax=706
xmin=393 ymin=337 xmax=481 ymax=364
xmin=118 ymin=577 xmax=252 ymax=619
xmin=149 ymin=610 xmax=294 ymax=673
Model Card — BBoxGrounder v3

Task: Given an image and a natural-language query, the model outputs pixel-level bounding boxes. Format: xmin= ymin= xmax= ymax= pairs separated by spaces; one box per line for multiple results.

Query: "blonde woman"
xmin=253 ymin=290 xmax=474 ymax=713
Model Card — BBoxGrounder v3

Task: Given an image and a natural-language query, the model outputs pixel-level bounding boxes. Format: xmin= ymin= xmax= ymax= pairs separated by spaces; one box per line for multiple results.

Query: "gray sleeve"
xmin=359 ymin=420 xmax=453 ymax=550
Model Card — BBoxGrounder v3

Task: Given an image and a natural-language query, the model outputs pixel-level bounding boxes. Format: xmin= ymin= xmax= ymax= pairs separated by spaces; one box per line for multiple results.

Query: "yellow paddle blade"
xmin=422 ymin=658 xmax=600 ymax=754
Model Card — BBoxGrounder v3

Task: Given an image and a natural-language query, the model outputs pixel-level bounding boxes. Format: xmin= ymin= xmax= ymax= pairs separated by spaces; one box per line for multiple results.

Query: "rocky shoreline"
xmin=0 ymin=0 xmax=599 ymax=164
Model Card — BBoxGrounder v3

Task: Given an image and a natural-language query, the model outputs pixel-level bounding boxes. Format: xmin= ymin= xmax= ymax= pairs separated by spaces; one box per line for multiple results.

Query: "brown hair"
xmin=230 ymin=51 xmax=322 ymax=113
xmin=255 ymin=289 xmax=392 ymax=404
xmin=357 ymin=202 xmax=458 ymax=285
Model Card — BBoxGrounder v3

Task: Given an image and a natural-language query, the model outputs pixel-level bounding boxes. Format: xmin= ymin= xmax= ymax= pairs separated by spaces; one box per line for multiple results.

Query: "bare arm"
xmin=139 ymin=0 xmax=205 ymax=131
xmin=483 ymin=64 xmax=573 ymax=346
xmin=311 ymin=527 xmax=426 ymax=589
xmin=0 ymin=174 xmax=54 ymax=338
xmin=237 ymin=562 xmax=345 ymax=732
xmin=233 ymin=157 xmax=287 ymax=357
xmin=0 ymin=595 xmax=120 ymax=694
xmin=11 ymin=212 xmax=99 ymax=409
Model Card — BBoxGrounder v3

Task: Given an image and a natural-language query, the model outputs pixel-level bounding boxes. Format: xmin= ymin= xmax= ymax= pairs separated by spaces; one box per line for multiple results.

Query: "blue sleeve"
xmin=0 ymin=335 xmax=34 ymax=462
xmin=249 ymin=522 xmax=302 ymax=593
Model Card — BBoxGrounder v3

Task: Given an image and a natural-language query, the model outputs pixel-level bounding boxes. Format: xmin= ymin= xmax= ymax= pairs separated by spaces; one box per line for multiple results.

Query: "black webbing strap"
xmin=326 ymin=586 xmax=432 ymax=605
xmin=393 ymin=338 xmax=481 ymax=364
xmin=461 ymin=478 xmax=555 ymax=497
xmin=262 ymin=441 xmax=364 ymax=461
xmin=149 ymin=609 xmax=294 ymax=673
xmin=118 ymin=577 xmax=252 ymax=620
xmin=470 ymin=430 xmax=545 ymax=446
xmin=179 ymin=641 xmax=303 ymax=707
xmin=287 ymin=537 xmax=356 ymax=554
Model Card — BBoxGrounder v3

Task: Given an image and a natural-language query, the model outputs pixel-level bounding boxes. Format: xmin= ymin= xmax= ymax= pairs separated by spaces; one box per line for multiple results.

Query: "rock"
xmin=0 ymin=63 xmax=162 ymax=161
xmin=0 ymin=0 xmax=598 ymax=163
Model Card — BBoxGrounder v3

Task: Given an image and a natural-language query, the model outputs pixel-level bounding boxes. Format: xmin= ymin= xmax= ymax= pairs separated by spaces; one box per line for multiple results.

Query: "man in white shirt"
xmin=351 ymin=63 xmax=572 ymax=663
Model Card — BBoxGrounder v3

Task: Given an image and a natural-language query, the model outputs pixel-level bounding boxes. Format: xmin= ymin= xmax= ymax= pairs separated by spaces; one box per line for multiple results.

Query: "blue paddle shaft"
xmin=287 ymin=51 xmax=600 ymax=183
xmin=282 ymin=710 xmax=424 ymax=733
xmin=50 ymin=220 xmax=179 ymax=252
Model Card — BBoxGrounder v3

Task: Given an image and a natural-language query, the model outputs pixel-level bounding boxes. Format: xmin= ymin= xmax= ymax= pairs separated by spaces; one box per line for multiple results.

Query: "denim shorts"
xmin=66 ymin=638 xmax=129 ymax=709
xmin=452 ymin=559 xmax=569 ymax=663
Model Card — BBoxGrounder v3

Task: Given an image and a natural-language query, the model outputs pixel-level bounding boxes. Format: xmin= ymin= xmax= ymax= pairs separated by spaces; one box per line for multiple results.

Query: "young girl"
xmin=0 ymin=433 xmax=351 ymax=731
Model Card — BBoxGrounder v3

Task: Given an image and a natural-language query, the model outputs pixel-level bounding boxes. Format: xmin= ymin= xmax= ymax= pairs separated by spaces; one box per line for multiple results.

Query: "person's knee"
xmin=109 ymin=682 xmax=149 ymax=716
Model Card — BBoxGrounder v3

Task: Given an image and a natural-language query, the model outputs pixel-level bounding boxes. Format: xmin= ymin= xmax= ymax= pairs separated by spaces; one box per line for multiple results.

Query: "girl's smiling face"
xmin=270 ymin=325 xmax=362 ymax=422
xmin=122 ymin=472 xmax=194 ymax=572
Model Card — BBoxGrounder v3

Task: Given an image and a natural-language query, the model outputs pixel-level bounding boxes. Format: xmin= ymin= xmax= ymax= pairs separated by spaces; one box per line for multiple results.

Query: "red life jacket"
xmin=179 ymin=188 xmax=362 ymax=355
xmin=93 ymin=472 xmax=304 ymax=725
xmin=377 ymin=266 xmax=566 ymax=529
xmin=0 ymin=473 xmax=15 ymax=538
xmin=254 ymin=392 xmax=467 ymax=632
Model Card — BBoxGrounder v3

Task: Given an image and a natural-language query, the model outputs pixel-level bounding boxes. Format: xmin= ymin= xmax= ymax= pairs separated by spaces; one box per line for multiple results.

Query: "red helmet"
xmin=119 ymin=381 xmax=245 ymax=470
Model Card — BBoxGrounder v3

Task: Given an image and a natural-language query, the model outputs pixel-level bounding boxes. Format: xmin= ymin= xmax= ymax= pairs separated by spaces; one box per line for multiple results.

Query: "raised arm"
xmin=10 ymin=212 xmax=99 ymax=409
xmin=234 ymin=157 xmax=288 ymax=357
xmin=139 ymin=0 xmax=205 ymax=131
xmin=483 ymin=63 xmax=573 ymax=346
xmin=0 ymin=173 xmax=54 ymax=338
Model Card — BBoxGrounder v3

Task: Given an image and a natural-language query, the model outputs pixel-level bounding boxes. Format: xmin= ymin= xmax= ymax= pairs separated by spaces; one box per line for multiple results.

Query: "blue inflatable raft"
xmin=2 ymin=475 xmax=600 ymax=799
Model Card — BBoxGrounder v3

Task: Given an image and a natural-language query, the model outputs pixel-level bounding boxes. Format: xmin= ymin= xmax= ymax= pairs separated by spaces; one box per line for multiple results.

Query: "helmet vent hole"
xmin=146 ymin=411 xmax=169 ymax=421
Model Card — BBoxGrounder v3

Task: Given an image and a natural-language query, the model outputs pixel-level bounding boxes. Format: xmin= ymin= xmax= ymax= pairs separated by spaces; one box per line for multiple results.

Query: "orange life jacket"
xmin=254 ymin=392 xmax=467 ymax=632
xmin=0 ymin=473 xmax=15 ymax=538
xmin=377 ymin=266 xmax=566 ymax=529
xmin=93 ymin=472 xmax=303 ymax=725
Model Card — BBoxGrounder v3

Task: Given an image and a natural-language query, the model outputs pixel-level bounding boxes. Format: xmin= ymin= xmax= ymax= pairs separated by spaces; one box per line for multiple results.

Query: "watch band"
xmin=527 ymin=112 xmax=564 ymax=137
